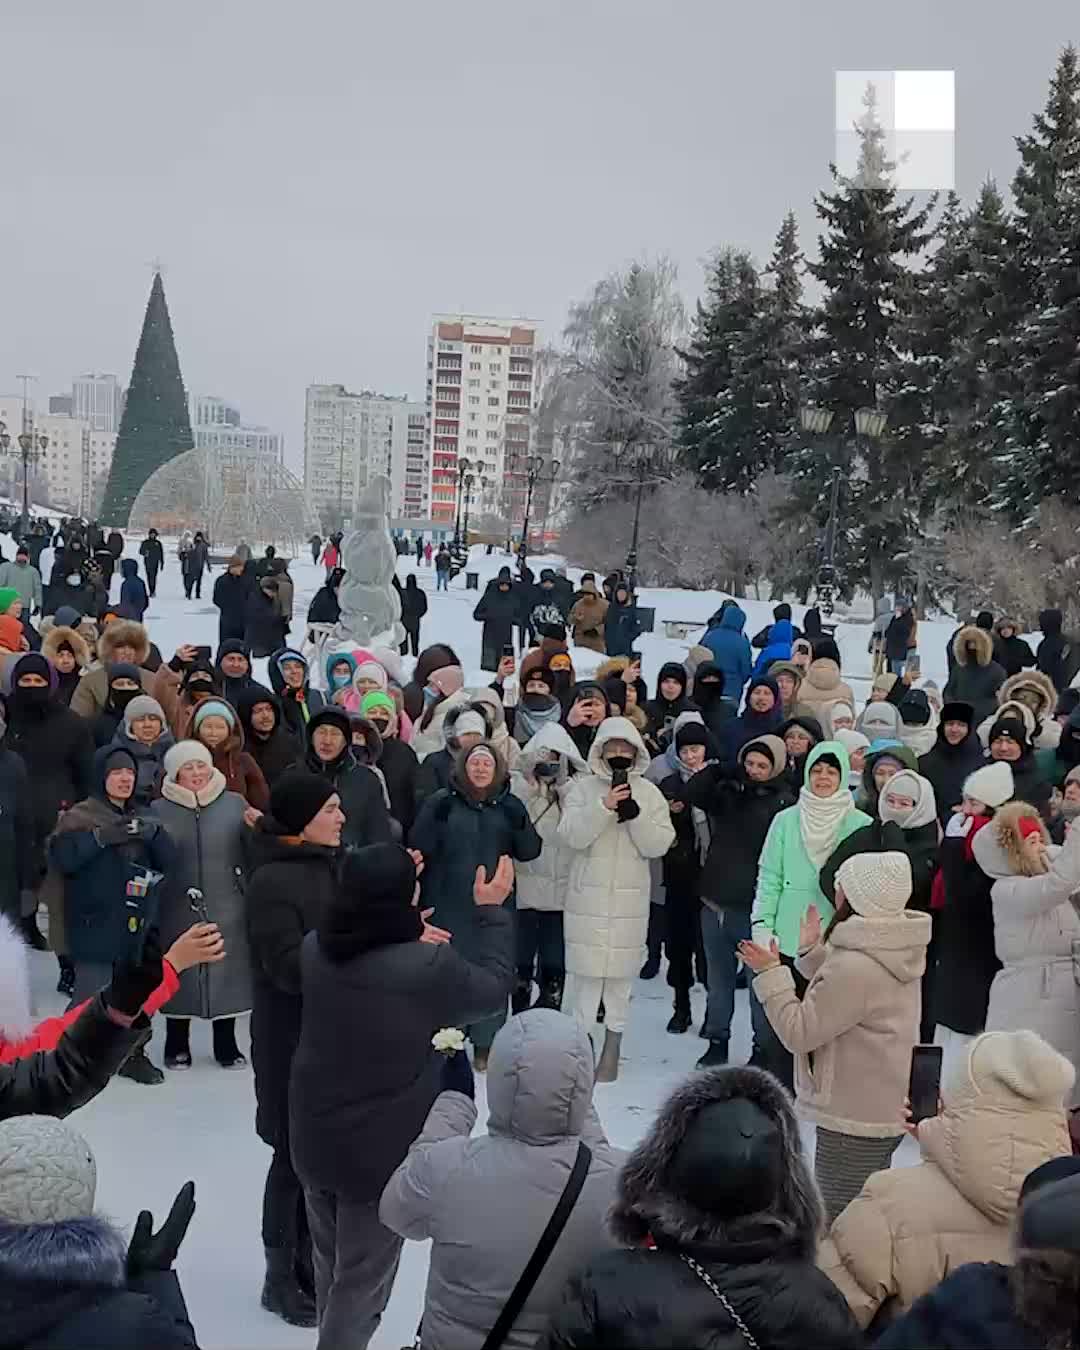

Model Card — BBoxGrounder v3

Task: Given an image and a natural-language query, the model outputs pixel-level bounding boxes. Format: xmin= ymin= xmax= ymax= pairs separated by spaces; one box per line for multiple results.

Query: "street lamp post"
xmin=462 ymin=471 xmax=485 ymax=546
xmin=538 ymin=458 xmax=561 ymax=553
xmin=516 ymin=453 xmax=543 ymax=575
xmin=0 ymin=421 xmax=48 ymax=540
xmin=623 ymin=453 xmax=650 ymax=595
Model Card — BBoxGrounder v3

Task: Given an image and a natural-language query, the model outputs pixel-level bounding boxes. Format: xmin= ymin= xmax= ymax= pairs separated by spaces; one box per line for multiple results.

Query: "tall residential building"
xmin=188 ymin=393 xmax=284 ymax=466
xmin=304 ymin=384 xmax=423 ymax=528
xmin=72 ymin=374 xmax=123 ymax=433
xmin=425 ymin=314 xmax=540 ymax=528
xmin=0 ymin=396 xmax=115 ymax=516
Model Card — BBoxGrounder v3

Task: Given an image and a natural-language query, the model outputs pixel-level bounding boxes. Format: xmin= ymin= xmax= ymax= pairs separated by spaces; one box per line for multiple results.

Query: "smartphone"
xmin=502 ymin=643 xmax=516 ymax=659
xmin=611 ymin=767 xmax=629 ymax=790
xmin=194 ymin=644 xmax=212 ymax=662
xmin=906 ymin=652 xmax=922 ymax=678
xmin=908 ymin=1044 xmax=943 ymax=1124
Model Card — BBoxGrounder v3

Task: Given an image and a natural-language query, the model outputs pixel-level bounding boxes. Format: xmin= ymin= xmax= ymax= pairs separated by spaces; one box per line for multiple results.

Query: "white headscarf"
xmin=877 ymin=769 xmax=939 ymax=831
xmin=798 ymin=742 xmax=857 ymax=868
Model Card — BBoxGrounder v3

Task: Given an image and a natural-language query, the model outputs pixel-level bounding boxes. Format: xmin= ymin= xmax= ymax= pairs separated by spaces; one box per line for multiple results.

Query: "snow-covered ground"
xmin=26 ymin=539 xmax=958 ymax=1349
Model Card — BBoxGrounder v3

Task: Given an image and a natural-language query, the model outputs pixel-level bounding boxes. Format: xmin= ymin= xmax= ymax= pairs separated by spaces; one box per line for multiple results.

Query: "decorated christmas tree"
xmin=100 ymin=270 xmax=193 ymax=526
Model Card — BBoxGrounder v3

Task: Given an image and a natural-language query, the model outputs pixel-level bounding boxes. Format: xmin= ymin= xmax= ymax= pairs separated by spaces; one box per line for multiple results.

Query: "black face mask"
xmin=109 ymin=686 xmax=140 ymax=712
xmin=534 ymin=760 xmax=560 ymax=780
xmin=606 ymin=755 xmax=633 ymax=772
xmin=14 ymin=684 xmax=51 ymax=712
xmin=187 ymin=679 xmax=214 ymax=699
xmin=523 ymin=691 xmax=554 ymax=710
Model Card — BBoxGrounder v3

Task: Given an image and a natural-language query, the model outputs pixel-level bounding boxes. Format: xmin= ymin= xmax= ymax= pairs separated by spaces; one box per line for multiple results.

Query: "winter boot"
xmin=535 ymin=971 xmax=564 ymax=1011
xmin=666 ymin=990 xmax=692 ymax=1035
xmin=696 ymin=1039 xmax=729 ymax=1070
xmin=56 ymin=956 xmax=75 ymax=999
xmin=595 ymin=1029 xmax=622 ymax=1084
xmin=638 ymin=953 xmax=660 ymax=980
xmin=511 ymin=972 xmax=533 ymax=1015
xmin=117 ymin=1047 xmax=165 ymax=1086
xmin=262 ymin=1247 xmax=318 ymax=1328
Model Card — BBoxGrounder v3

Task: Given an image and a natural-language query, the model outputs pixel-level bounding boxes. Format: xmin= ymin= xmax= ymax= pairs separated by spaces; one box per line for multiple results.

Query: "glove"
xmin=107 ymin=929 xmax=164 ymax=1018
xmin=440 ymin=1048 xmax=476 ymax=1101
xmin=616 ymin=797 xmax=641 ymax=823
xmin=94 ymin=818 xmax=140 ymax=848
xmin=127 ymin=1181 xmax=196 ymax=1276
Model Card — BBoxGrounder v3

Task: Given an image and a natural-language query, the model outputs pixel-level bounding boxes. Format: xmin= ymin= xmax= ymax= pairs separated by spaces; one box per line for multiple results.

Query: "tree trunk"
xmin=869 ymin=555 xmax=885 ymax=612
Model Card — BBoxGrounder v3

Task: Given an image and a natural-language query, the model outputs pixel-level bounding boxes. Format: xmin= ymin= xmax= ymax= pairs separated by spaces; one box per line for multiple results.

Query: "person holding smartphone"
xmin=47 ymin=744 xmax=177 ymax=1084
xmin=818 ymin=1029 xmax=1073 ymax=1331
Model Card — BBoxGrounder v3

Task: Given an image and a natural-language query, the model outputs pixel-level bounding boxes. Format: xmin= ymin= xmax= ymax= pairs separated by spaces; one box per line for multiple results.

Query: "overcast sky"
xmin=1 ymin=1 xmax=1076 ymax=469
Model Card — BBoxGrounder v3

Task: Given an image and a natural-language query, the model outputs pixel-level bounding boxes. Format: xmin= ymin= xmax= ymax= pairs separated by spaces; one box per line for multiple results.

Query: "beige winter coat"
xmin=754 ymin=910 xmax=931 ymax=1138
xmin=973 ymin=803 xmax=1080 ymax=1102
xmin=568 ymin=592 xmax=609 ymax=653
xmin=795 ymin=659 xmax=856 ymax=722
xmin=818 ymin=1031 xmax=1072 ymax=1328
xmin=557 ymin=718 xmax=675 ymax=980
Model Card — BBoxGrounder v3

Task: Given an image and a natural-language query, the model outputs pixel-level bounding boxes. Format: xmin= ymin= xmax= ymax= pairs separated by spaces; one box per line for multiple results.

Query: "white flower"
xmin=431 ymin=1027 xmax=466 ymax=1056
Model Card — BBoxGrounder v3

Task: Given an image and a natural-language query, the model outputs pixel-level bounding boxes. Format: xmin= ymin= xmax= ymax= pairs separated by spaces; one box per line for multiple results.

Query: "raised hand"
xmin=736 ymin=937 xmax=781 ymax=974
xmin=127 ymin=1181 xmax=196 ymax=1275
xmin=799 ymin=904 xmax=822 ymax=952
xmin=419 ymin=908 xmax=452 ymax=945
xmin=474 ymin=855 xmax=514 ymax=907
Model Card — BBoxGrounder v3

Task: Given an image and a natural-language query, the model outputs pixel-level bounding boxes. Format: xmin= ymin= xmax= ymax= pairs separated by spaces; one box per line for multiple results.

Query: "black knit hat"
xmin=603 ymin=677 xmax=627 ymax=714
xmin=899 ymin=689 xmax=931 ymax=727
xmin=675 ymin=722 xmax=710 ymax=750
xmin=269 ymin=769 xmax=336 ymax=835
xmin=667 ymin=1098 xmax=784 ymax=1218
xmin=988 ymin=715 xmax=1030 ymax=752
xmin=307 ymin=706 xmax=352 ymax=741
xmin=319 ymin=844 xmax=422 ymax=963
xmin=940 ymin=701 xmax=974 ymax=727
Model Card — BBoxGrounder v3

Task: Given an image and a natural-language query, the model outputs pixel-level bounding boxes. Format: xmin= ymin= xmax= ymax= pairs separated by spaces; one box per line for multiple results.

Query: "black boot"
xmin=117 ymin=1048 xmax=164 ymax=1086
xmin=535 ymin=972 xmax=564 ymax=1011
xmin=696 ymin=1039 xmax=729 ymax=1069
xmin=262 ymin=1247 xmax=317 ymax=1328
xmin=20 ymin=914 xmax=49 ymax=952
xmin=666 ymin=990 xmax=692 ymax=1034
xmin=56 ymin=956 xmax=75 ymax=998
xmin=511 ymin=972 xmax=533 ymax=1015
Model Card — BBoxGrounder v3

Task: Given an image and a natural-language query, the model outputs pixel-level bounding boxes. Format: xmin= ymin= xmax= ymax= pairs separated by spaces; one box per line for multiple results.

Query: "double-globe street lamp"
xmin=0 ymin=421 xmax=49 ymax=540
xmin=461 ymin=468 xmax=486 ymax=548
xmin=517 ymin=454 xmax=560 ymax=576
xmin=451 ymin=457 xmax=472 ymax=555
xmin=798 ymin=404 xmax=888 ymax=617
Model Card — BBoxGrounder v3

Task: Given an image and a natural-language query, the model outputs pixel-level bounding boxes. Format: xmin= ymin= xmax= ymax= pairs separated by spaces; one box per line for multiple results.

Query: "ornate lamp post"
xmin=0 ymin=421 xmax=48 ymax=540
xmin=462 ymin=470 xmax=486 ymax=546
xmin=516 ymin=453 xmax=543 ymax=575
xmin=623 ymin=452 xmax=651 ymax=594
xmin=452 ymin=457 xmax=471 ymax=554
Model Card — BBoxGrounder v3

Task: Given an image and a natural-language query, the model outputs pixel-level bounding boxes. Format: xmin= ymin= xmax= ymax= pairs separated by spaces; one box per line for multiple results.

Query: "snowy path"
xmin=27 ymin=543 xmax=950 ymax=1349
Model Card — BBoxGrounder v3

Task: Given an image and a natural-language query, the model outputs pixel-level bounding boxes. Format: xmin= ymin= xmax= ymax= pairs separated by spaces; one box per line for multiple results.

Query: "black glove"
xmin=440 ymin=1048 xmax=475 ymax=1101
xmin=107 ymin=929 xmax=164 ymax=1018
xmin=127 ymin=1181 xmax=196 ymax=1276
xmin=95 ymin=818 xmax=140 ymax=848
xmin=616 ymin=797 xmax=640 ymax=823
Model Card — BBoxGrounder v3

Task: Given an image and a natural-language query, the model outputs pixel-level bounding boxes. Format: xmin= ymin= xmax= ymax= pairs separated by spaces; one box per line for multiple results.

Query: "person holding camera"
xmin=47 ymin=744 xmax=176 ymax=1084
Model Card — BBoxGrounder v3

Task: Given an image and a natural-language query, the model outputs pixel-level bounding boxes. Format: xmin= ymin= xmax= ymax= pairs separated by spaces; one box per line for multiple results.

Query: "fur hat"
xmin=965 ymin=1030 xmax=1075 ymax=1106
xmin=609 ymin=1066 xmax=823 ymax=1254
xmin=835 ymin=851 xmax=913 ymax=918
xmin=0 ymin=1116 xmax=96 ymax=1224
xmin=953 ymin=625 xmax=995 ymax=668
xmin=998 ymin=670 xmax=1057 ymax=721
xmin=963 ymin=760 xmax=1014 ymax=809
xmin=41 ymin=624 xmax=90 ymax=669
xmin=98 ymin=620 xmax=149 ymax=666
xmin=163 ymin=740 xmax=213 ymax=780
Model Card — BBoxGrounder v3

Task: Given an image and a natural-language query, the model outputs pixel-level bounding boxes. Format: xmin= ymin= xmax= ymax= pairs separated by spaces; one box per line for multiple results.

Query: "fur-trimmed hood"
xmin=595 ymin=655 xmax=631 ymax=684
xmin=40 ymin=625 xmax=90 ymax=671
xmin=997 ymin=669 xmax=1057 ymax=722
xmin=609 ymin=1065 xmax=823 ymax=1256
xmin=953 ymin=625 xmax=995 ymax=668
xmin=0 ymin=1215 xmax=127 ymax=1341
xmin=97 ymin=620 xmax=149 ymax=667
xmin=972 ymin=800 xmax=1052 ymax=879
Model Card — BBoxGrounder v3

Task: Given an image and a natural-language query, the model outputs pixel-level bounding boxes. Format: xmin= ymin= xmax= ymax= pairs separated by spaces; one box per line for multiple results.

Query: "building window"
xmin=490 ymin=363 xmax=502 ymax=374
xmin=487 ymin=413 xmax=499 ymax=423
xmin=467 ymin=429 xmax=478 ymax=439
xmin=486 ymin=430 xmax=499 ymax=440
xmin=469 ymin=361 xmax=481 ymax=371
xmin=469 ymin=396 xmax=480 ymax=406
xmin=488 ymin=397 xmax=500 ymax=406
xmin=468 ymin=378 xmax=480 ymax=387
xmin=470 ymin=345 xmax=483 ymax=354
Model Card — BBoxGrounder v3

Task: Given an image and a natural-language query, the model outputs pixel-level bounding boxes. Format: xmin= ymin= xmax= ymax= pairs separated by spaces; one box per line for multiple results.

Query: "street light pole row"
xmin=0 ymin=420 xmax=49 ymax=540
xmin=516 ymin=454 xmax=560 ymax=576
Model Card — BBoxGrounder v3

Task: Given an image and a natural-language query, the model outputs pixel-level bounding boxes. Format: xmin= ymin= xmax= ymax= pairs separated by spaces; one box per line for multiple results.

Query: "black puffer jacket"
xmin=378 ymin=736 xmax=419 ymax=834
xmin=682 ymin=760 xmax=795 ymax=909
xmin=0 ymin=996 xmax=146 ymax=1121
xmin=876 ymin=1261 xmax=1042 ymax=1350
xmin=934 ymin=819 xmax=999 ymax=1035
xmin=245 ymin=825 xmax=337 ymax=1149
xmin=0 ymin=744 xmax=33 ymax=920
xmin=1036 ymin=608 xmax=1080 ymax=692
xmin=304 ymin=710 xmax=395 ymax=848
xmin=212 ymin=568 xmax=252 ymax=643
xmin=539 ymin=1067 xmax=862 ymax=1350
xmin=943 ymin=626 xmax=1006 ymax=724
xmin=689 ymin=662 xmax=737 ymax=741
xmin=235 ymin=687 xmax=299 ymax=787
xmin=918 ymin=722 xmax=984 ymax=825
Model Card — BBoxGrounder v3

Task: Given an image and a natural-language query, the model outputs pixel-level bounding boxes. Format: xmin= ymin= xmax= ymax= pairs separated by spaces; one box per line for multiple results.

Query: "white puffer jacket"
xmin=510 ymin=724 xmax=588 ymax=913
xmin=557 ymin=718 xmax=675 ymax=980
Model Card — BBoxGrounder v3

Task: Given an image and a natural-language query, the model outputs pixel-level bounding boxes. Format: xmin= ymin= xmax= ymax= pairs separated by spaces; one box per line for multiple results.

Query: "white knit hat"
xmin=163 ymin=739 xmax=213 ymax=781
xmin=966 ymin=1030 xmax=1075 ymax=1105
xmin=963 ymin=760 xmax=1014 ymax=810
xmin=834 ymin=728 xmax=870 ymax=756
xmin=450 ymin=710 xmax=487 ymax=741
xmin=835 ymin=850 xmax=913 ymax=918
xmin=0 ymin=1116 xmax=96 ymax=1224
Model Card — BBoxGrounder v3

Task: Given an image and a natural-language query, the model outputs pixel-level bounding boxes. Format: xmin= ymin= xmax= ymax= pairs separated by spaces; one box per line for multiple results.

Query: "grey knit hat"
xmin=122 ymin=694 xmax=165 ymax=730
xmin=0 ymin=1116 xmax=96 ymax=1224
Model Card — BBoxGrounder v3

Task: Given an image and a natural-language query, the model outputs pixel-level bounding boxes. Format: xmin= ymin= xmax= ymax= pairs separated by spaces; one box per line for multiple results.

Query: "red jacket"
xmin=0 ymin=960 xmax=181 ymax=1063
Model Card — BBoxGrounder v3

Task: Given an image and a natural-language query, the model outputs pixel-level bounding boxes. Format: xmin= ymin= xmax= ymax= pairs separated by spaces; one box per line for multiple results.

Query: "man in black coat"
xmin=399 ymin=574 xmax=428 ymax=657
xmin=918 ymin=701 xmax=983 ymax=825
xmin=304 ymin=708 xmax=394 ymax=846
xmin=290 ymin=844 xmax=515 ymax=1347
xmin=212 ymin=556 xmax=253 ymax=644
xmin=0 ymin=701 xmax=34 ymax=929
xmin=750 ymin=602 xmax=802 ymax=650
xmin=139 ymin=528 xmax=165 ymax=597
xmin=473 ymin=569 xmax=520 ymax=671
xmin=236 ymin=687 xmax=300 ymax=787
xmin=1036 ymin=607 xmax=1080 ymax=692
xmin=306 ymin=568 xmax=343 ymax=630
xmin=246 ymin=770 xmax=343 ymax=1328
xmin=182 ymin=532 xmax=210 ymax=600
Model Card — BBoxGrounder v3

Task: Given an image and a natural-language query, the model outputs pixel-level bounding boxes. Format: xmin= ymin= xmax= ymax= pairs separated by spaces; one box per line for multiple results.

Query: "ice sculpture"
xmin=333 ymin=474 xmax=403 ymax=651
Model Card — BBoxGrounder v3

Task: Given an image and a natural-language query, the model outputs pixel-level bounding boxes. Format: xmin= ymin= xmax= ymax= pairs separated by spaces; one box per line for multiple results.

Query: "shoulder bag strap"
xmin=480 ymin=1140 xmax=592 ymax=1350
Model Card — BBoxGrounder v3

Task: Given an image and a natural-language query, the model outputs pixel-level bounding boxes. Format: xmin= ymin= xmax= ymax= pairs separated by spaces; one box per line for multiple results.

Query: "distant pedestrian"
xmin=183 ymin=531 xmax=210 ymax=600
xmin=425 ymin=541 xmax=434 ymax=568
xmin=434 ymin=544 xmax=451 ymax=591
xmin=309 ymin=533 xmax=322 ymax=566
xmin=139 ymin=528 xmax=165 ymax=597
xmin=415 ymin=536 xmax=424 ymax=565
xmin=399 ymin=575 xmax=427 ymax=657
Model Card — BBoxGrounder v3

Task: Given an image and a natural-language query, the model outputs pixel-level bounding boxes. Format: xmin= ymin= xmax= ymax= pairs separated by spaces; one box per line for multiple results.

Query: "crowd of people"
xmin=4 ymin=519 xmax=1080 ymax=1349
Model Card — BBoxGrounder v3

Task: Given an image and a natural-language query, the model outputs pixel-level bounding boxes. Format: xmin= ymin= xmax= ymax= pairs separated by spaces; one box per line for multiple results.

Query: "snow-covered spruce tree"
xmin=787 ymin=82 xmax=935 ymax=602
xmin=556 ymin=257 xmax=685 ymax=519
xmin=100 ymin=271 xmax=193 ymax=527
xmin=676 ymin=214 xmax=807 ymax=495
xmin=994 ymin=45 xmax=1080 ymax=520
